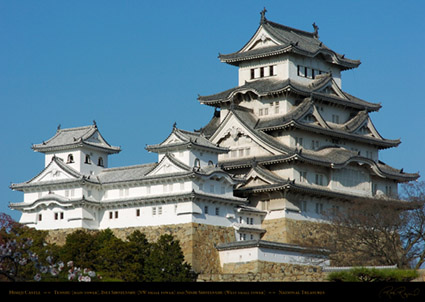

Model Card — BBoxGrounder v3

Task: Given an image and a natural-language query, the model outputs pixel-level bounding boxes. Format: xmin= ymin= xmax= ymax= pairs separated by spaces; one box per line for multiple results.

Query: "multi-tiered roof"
xmin=197 ymin=10 xmax=418 ymax=202
xmin=218 ymin=9 xmax=360 ymax=70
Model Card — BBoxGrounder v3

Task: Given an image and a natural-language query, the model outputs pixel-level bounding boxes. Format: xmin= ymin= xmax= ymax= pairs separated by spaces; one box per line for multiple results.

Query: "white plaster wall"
xmin=287 ymin=56 xmax=342 ymax=88
xmin=218 ymin=246 xmax=330 ymax=267
xmin=238 ymin=95 xmax=293 ymax=118
xmin=78 ymin=150 xmax=108 ymax=175
xmin=238 ymin=55 xmax=288 ymax=85
xmin=45 ymin=150 xmax=108 ymax=174
xmin=23 ymin=188 xmax=83 ymax=204
xmin=26 ymin=206 xmax=88 ymax=230
xmin=262 ymin=196 xmax=335 ymax=222
xmin=188 ymin=149 xmax=219 ymax=168
xmin=96 ymin=199 xmax=238 ymax=229
xmin=317 ymin=104 xmax=354 ymax=126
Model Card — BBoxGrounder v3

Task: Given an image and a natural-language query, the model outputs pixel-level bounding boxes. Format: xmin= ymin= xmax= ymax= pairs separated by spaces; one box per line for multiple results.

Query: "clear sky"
xmin=1 ymin=0 xmax=424 ymax=221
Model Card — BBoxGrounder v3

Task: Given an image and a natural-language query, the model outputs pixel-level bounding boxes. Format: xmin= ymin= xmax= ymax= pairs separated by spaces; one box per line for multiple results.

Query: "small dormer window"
xmin=194 ymin=158 xmax=200 ymax=169
xmin=208 ymin=160 xmax=214 ymax=166
xmin=67 ymin=154 xmax=74 ymax=164
xmin=250 ymin=65 xmax=276 ymax=80
xmin=297 ymin=65 xmax=325 ymax=80
xmin=84 ymin=154 xmax=91 ymax=164
xmin=98 ymin=157 xmax=104 ymax=167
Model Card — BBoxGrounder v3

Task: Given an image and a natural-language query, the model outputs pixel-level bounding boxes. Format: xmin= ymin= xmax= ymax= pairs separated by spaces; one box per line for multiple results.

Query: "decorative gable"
xmin=239 ymin=165 xmax=281 ymax=189
xmin=241 ymin=26 xmax=280 ymax=52
xmin=244 ymin=176 xmax=273 ymax=188
xmin=353 ymin=118 xmax=382 ymax=139
xmin=162 ymin=133 xmax=184 ymax=146
xmin=145 ymin=154 xmax=191 ymax=176
xmin=315 ymin=78 xmax=347 ymax=100
xmin=28 ymin=157 xmax=81 ymax=184
xmin=210 ymin=111 xmax=283 ymax=157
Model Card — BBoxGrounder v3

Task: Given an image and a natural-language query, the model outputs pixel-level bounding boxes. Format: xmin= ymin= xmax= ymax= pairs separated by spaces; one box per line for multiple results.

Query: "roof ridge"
xmin=176 ymin=128 xmax=199 ymax=136
xmin=58 ymin=125 xmax=95 ymax=132
xmin=102 ymin=162 xmax=157 ymax=172
xmin=265 ymin=20 xmax=316 ymax=39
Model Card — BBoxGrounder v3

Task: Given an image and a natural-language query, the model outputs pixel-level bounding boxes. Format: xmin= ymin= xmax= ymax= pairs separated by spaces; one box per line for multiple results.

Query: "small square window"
xmin=215 ymin=207 xmax=220 ymax=215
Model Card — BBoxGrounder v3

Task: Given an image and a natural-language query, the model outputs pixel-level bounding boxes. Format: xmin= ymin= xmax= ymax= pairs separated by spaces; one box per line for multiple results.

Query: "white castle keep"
xmin=10 ymin=10 xmax=417 ymax=272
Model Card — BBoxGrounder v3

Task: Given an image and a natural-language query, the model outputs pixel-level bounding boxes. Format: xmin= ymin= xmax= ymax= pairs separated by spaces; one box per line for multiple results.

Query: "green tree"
xmin=60 ymin=230 xmax=97 ymax=269
xmin=144 ymin=234 xmax=196 ymax=282
xmin=125 ymin=231 xmax=151 ymax=281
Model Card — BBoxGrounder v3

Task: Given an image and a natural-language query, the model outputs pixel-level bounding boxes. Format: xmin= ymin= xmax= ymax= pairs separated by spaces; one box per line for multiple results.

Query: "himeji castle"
xmin=10 ymin=10 xmax=418 ymax=278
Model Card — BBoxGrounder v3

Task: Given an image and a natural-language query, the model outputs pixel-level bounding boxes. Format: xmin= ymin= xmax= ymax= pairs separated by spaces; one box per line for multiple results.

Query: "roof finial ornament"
xmin=173 ymin=122 xmax=177 ymax=129
xmin=260 ymin=7 xmax=267 ymax=24
xmin=57 ymin=124 xmax=61 ymax=131
xmin=312 ymin=22 xmax=319 ymax=38
xmin=93 ymin=120 xmax=97 ymax=128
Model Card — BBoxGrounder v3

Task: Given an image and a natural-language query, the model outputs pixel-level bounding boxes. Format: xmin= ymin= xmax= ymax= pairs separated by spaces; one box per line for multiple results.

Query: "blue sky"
xmin=1 ymin=0 xmax=424 ymax=220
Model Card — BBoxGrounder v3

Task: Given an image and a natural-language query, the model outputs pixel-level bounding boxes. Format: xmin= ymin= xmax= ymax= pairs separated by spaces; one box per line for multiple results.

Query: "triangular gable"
xmin=315 ymin=78 xmax=348 ymax=100
xmin=161 ymin=132 xmax=186 ymax=146
xmin=144 ymin=154 xmax=191 ymax=176
xmin=240 ymin=165 xmax=281 ymax=189
xmin=353 ymin=118 xmax=383 ymax=139
xmin=85 ymin=130 xmax=109 ymax=147
xmin=210 ymin=110 xmax=284 ymax=156
xmin=240 ymin=25 xmax=281 ymax=52
xmin=28 ymin=158 xmax=81 ymax=184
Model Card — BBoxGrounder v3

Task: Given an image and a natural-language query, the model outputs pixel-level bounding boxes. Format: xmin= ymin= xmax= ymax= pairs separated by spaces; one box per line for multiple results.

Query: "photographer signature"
xmin=379 ymin=286 xmax=420 ymax=299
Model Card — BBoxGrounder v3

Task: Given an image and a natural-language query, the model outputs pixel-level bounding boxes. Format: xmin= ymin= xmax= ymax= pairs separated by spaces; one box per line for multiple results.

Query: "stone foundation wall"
xmin=45 ymin=223 xmax=235 ymax=274
xmin=260 ymin=217 xmax=326 ymax=245
xmin=110 ymin=223 xmax=235 ymax=274
xmin=45 ymin=219 xmax=327 ymax=280
xmin=198 ymin=261 xmax=327 ymax=282
xmin=47 ymin=228 xmax=88 ymax=245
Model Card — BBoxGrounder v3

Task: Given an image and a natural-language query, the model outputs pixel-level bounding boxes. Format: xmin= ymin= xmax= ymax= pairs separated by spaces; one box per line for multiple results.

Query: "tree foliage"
xmin=59 ymin=229 xmax=196 ymax=282
xmin=144 ymin=234 xmax=195 ymax=282
xmin=296 ymin=181 xmax=425 ymax=269
xmin=328 ymin=267 xmax=418 ymax=282
xmin=0 ymin=213 xmax=61 ymax=281
xmin=1 ymin=214 xmax=196 ymax=282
